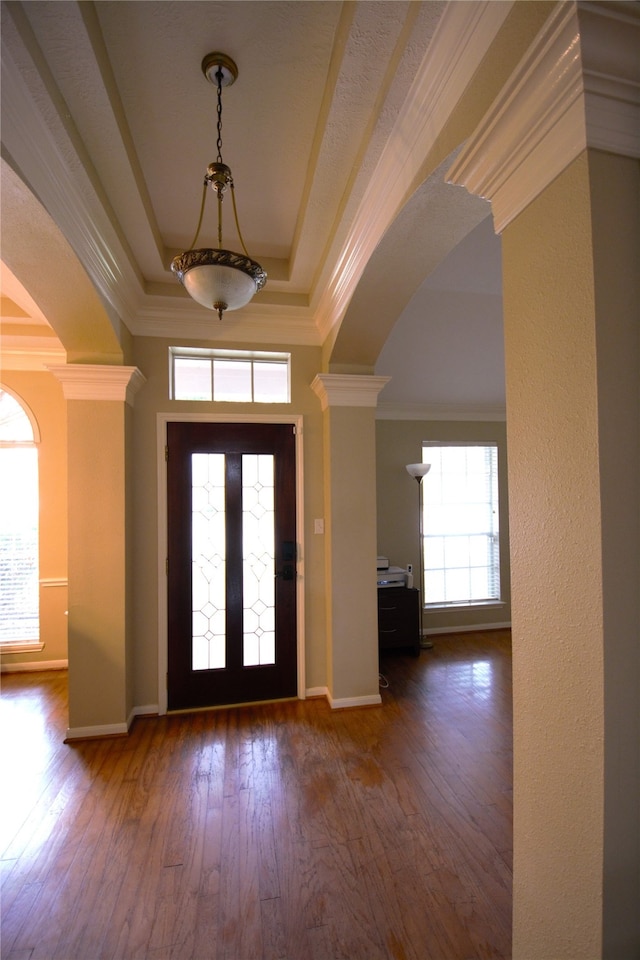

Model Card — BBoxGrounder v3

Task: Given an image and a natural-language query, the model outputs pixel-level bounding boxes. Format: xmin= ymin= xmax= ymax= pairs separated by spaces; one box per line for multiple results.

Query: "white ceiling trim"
xmin=0 ymin=16 xmax=142 ymax=329
xmin=0 ymin=338 xmax=66 ymax=371
xmin=314 ymin=0 xmax=514 ymax=342
xmin=447 ymin=1 xmax=640 ymax=233
xmin=311 ymin=374 xmax=391 ymax=411
xmin=48 ymin=364 xmax=146 ymax=405
xmin=581 ymin=1 xmax=640 ymax=157
xmin=131 ymin=302 xmax=322 ymax=347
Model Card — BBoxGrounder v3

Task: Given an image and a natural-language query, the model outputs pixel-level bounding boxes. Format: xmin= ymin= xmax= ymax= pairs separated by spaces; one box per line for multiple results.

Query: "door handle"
xmin=276 ymin=541 xmax=296 ymax=580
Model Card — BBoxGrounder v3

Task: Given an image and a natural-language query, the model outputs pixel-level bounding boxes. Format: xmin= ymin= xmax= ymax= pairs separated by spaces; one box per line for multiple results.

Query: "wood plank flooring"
xmin=1 ymin=630 xmax=512 ymax=960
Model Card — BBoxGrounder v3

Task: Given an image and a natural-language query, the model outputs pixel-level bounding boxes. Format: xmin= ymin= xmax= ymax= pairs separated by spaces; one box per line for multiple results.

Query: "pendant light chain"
xmin=216 ymin=68 xmax=224 ymax=164
xmin=215 ymin=64 xmax=249 ymax=257
xmin=170 ymin=52 xmax=267 ymax=317
xmin=215 ymin=67 xmax=225 ymax=249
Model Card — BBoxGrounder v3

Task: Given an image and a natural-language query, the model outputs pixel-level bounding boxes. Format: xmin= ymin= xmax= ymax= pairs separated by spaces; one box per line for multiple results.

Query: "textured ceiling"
xmin=1 ymin=0 xmax=505 ymax=413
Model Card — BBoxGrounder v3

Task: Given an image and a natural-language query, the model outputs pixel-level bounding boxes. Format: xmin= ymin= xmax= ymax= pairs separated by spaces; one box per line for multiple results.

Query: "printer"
xmin=376 ymin=557 xmax=411 ymax=588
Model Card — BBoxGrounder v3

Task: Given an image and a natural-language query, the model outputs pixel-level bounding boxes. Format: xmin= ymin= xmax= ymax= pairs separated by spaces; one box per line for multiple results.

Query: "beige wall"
xmin=130 ymin=336 xmax=328 ymax=708
xmin=66 ymin=395 xmax=129 ymax=730
xmin=0 ymin=370 xmax=68 ymax=667
xmin=502 ymin=148 xmax=640 ymax=959
xmin=590 ymin=150 xmax=640 ymax=956
xmin=504 ymin=152 xmax=604 ymax=959
xmin=323 ymin=403 xmax=380 ymax=703
xmin=376 ymin=418 xmax=511 ymax=633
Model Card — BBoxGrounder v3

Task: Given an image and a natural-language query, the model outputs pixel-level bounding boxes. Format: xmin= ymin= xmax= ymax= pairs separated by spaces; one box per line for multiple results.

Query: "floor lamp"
xmin=406 ymin=463 xmax=432 ymax=650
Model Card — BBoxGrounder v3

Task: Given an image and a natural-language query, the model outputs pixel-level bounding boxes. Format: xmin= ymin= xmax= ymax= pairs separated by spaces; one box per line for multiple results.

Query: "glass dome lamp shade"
xmin=171 ymin=52 xmax=266 ymax=321
xmin=406 ymin=463 xmax=431 ymax=481
xmin=171 ymin=249 xmax=267 ymax=316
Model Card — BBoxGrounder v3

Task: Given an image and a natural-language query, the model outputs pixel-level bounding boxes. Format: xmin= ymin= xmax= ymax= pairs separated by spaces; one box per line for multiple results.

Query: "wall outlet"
xmin=407 ymin=563 xmax=413 ymax=574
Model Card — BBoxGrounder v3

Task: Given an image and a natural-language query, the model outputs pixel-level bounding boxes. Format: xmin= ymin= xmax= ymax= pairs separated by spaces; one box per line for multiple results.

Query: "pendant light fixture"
xmin=171 ymin=52 xmax=266 ymax=321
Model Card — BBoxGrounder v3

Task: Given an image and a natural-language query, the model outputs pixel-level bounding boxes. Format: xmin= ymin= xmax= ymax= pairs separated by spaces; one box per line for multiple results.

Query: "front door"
xmin=167 ymin=421 xmax=297 ymax=710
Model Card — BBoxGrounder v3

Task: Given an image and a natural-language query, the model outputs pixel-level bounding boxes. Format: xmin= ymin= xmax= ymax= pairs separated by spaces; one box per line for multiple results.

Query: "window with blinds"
xmin=0 ymin=389 xmax=39 ymax=644
xmin=421 ymin=443 xmax=500 ymax=606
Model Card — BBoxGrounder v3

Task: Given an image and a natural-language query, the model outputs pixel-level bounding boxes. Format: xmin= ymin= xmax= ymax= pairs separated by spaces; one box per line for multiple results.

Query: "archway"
xmin=1 ymin=158 xmax=122 ymax=363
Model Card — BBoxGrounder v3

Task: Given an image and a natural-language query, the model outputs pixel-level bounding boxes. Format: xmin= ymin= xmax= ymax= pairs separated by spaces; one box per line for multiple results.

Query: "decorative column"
xmin=448 ymin=4 xmax=640 ymax=957
xmin=49 ymin=364 xmax=146 ymax=738
xmin=311 ymin=374 xmax=390 ymax=707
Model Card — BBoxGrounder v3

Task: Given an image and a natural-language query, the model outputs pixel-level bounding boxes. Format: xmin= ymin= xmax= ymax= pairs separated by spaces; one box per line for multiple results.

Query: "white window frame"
xmin=421 ymin=441 xmax=502 ymax=608
xmin=169 ymin=347 xmax=291 ymax=403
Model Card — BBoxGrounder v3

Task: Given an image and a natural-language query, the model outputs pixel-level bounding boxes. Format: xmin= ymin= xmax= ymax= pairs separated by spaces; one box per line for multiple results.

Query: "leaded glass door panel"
xmin=167 ymin=422 xmax=297 ymax=710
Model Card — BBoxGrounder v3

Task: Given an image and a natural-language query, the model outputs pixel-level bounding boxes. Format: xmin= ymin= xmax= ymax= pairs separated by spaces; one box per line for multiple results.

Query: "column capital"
xmin=47 ymin=364 xmax=146 ymax=405
xmin=447 ymin=0 xmax=640 ymax=232
xmin=311 ymin=374 xmax=391 ymax=411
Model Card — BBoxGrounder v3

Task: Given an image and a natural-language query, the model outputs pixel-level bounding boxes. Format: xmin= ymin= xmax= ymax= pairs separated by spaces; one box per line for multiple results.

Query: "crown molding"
xmin=376 ymin=401 xmax=506 ymax=422
xmin=1 ymin=336 xmax=66 ymax=371
xmin=315 ymin=1 xmax=514 ymax=341
xmin=47 ymin=364 xmax=146 ymax=404
xmin=311 ymin=374 xmax=390 ymax=411
xmin=581 ymin=0 xmax=640 ymax=157
xmin=129 ymin=301 xmax=322 ymax=347
xmin=0 ymin=34 xmax=143 ymax=330
xmin=447 ymin=1 xmax=640 ymax=233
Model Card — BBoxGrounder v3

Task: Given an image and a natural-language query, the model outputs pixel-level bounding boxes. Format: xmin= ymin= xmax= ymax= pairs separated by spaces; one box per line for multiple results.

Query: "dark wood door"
xmin=167 ymin=421 xmax=297 ymax=710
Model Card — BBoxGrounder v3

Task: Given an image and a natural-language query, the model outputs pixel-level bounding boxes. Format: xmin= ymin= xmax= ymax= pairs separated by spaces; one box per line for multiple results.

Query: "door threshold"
xmin=167 ymin=695 xmax=299 ymax=716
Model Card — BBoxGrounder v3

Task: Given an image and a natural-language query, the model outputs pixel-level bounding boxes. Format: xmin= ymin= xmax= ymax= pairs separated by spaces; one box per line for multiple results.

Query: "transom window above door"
xmin=169 ymin=347 xmax=291 ymax=403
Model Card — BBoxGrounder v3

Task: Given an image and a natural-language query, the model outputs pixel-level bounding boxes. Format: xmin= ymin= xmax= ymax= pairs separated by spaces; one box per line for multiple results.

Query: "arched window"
xmin=0 ymin=387 xmax=40 ymax=648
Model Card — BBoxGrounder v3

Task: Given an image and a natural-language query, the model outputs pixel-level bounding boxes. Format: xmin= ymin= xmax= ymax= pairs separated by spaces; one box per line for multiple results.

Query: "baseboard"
xmin=1 ymin=658 xmax=68 ymax=673
xmin=327 ymin=693 xmax=382 ymax=709
xmin=66 ymin=704 xmax=160 ymax=741
xmin=423 ymin=621 xmax=511 ymax=636
xmin=127 ymin=704 xmax=159 ymax=726
xmin=305 ymin=687 xmax=383 ymax=709
xmin=65 ymin=722 xmax=129 ymax=741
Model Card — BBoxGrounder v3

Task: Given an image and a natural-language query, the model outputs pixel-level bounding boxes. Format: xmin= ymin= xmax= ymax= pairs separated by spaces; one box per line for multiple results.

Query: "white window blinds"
xmin=422 ymin=443 xmax=500 ymax=606
xmin=0 ymin=390 xmax=39 ymax=643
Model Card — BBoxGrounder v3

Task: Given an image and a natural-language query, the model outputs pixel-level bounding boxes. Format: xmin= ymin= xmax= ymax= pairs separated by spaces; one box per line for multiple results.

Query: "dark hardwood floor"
xmin=0 ymin=630 xmax=512 ymax=960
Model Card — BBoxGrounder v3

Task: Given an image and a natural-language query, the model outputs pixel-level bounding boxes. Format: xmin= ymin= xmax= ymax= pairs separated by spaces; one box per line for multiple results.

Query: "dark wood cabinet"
xmin=377 ymin=587 xmax=420 ymax=656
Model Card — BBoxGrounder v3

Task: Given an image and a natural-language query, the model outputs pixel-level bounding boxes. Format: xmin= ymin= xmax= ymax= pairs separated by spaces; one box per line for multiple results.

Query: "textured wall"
xmin=503 ymin=154 xmax=605 ymax=959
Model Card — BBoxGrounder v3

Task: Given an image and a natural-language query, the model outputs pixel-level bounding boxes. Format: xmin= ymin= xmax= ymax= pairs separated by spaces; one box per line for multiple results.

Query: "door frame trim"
xmin=156 ymin=412 xmax=305 ymax=715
